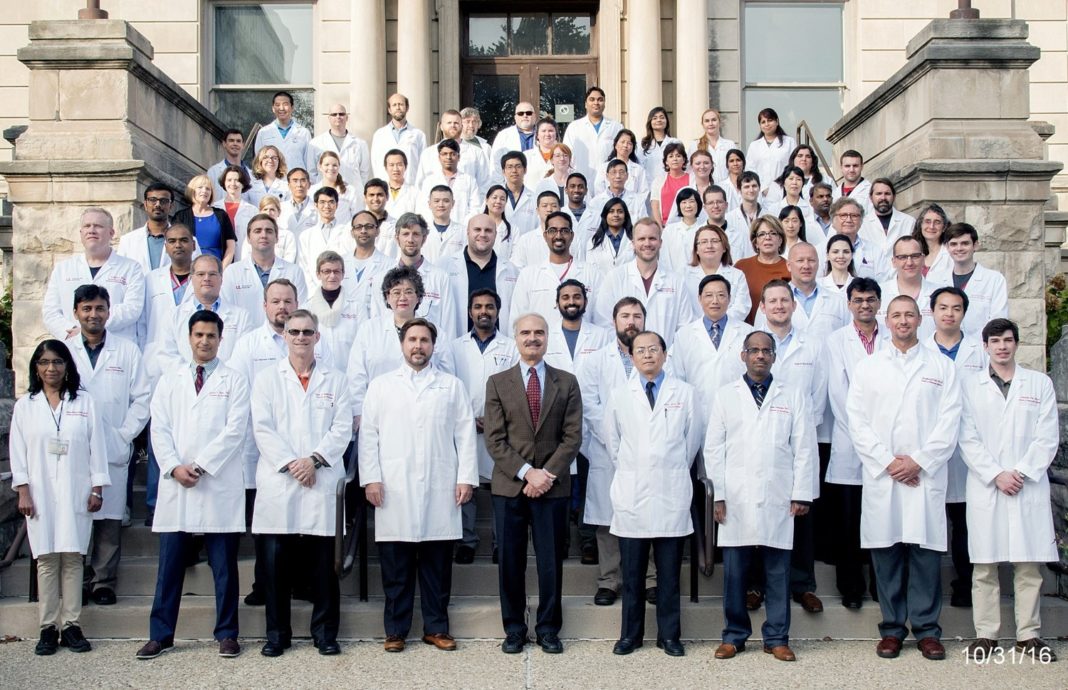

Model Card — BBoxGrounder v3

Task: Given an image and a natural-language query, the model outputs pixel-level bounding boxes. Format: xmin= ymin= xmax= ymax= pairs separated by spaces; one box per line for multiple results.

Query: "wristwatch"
xmin=311 ymin=452 xmax=330 ymax=470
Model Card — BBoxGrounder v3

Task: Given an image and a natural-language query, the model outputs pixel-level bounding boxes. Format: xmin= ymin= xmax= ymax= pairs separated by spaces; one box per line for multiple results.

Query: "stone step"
xmin=1 ymin=593 xmax=1065 ymax=642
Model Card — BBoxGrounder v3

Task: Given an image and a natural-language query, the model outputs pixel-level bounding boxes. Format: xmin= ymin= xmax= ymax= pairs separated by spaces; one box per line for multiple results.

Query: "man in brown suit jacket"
xmin=484 ymin=312 xmax=583 ymax=655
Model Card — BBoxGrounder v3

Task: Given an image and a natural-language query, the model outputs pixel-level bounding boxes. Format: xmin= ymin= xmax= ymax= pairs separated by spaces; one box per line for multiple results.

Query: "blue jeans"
xmin=723 ymin=546 xmax=791 ymax=647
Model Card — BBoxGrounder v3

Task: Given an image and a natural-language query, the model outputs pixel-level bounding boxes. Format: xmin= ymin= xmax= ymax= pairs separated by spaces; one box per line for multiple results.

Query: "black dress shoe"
xmin=454 ymin=546 xmax=475 ymax=564
xmin=35 ymin=626 xmax=59 ymax=656
xmin=244 ymin=589 xmax=265 ymax=606
xmin=645 ymin=587 xmax=658 ymax=605
xmin=316 ymin=639 xmax=341 ymax=656
xmin=91 ymin=587 xmax=116 ymax=606
xmin=260 ymin=640 xmax=289 ymax=657
xmin=581 ymin=545 xmax=599 ymax=565
xmin=657 ymin=639 xmax=685 ymax=657
xmin=59 ymin=625 xmax=92 ymax=653
xmin=594 ymin=588 xmax=617 ymax=606
xmin=144 ymin=510 xmax=154 ymax=527
xmin=501 ymin=633 xmax=526 ymax=654
xmin=536 ymin=633 xmax=564 ymax=654
xmin=842 ymin=596 xmax=863 ymax=610
xmin=950 ymin=590 xmax=972 ymax=608
xmin=613 ymin=638 xmax=642 ymax=655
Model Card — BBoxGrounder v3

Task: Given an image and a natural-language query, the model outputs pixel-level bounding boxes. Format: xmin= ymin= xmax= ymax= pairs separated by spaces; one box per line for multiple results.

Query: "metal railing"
xmin=334 ymin=440 xmax=368 ymax=601
xmin=687 ymin=469 xmax=718 ymax=602
xmin=795 ymin=120 xmax=837 ymax=185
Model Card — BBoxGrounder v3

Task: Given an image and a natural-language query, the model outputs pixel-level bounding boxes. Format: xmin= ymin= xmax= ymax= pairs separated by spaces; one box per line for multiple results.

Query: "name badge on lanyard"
xmin=47 ymin=400 xmax=69 ymax=458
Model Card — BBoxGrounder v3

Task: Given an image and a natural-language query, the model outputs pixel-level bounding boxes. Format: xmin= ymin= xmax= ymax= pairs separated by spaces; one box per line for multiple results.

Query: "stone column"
xmin=827 ymin=20 xmax=1062 ymax=368
xmin=675 ymin=0 xmax=709 ymax=141
xmin=349 ymin=0 xmax=386 ymax=141
xmin=396 ymin=0 xmax=433 ymax=136
xmin=626 ymin=0 xmax=662 ymax=127
xmin=436 ymin=0 xmax=461 ymax=111
xmin=0 ymin=20 xmax=225 ymax=388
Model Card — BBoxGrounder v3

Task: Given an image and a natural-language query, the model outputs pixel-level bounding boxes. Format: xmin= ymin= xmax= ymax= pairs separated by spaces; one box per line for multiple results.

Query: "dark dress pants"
xmin=618 ymin=535 xmax=683 ymax=643
xmin=945 ymin=502 xmax=972 ymax=599
xmin=261 ymin=534 xmax=339 ymax=645
xmin=493 ymin=493 xmax=569 ymax=637
xmin=149 ymin=531 xmax=240 ymax=643
xmin=870 ymin=542 xmax=943 ymax=641
xmin=378 ymin=540 xmax=454 ymax=638
xmin=723 ymin=546 xmax=791 ymax=648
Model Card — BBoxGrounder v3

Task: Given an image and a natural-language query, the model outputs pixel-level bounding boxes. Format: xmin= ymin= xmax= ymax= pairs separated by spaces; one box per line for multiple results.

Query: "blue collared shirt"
xmin=470 ymin=329 xmax=496 ymax=354
xmin=275 ymin=121 xmax=292 ymax=139
xmin=190 ymin=357 xmax=220 ymax=383
xmin=703 ymin=314 xmax=729 ymax=341
xmin=519 ymin=360 xmax=546 ymax=398
xmin=771 ymin=328 xmax=794 ymax=353
xmin=195 ymin=299 xmax=222 ymax=313
xmin=936 ymin=336 xmax=962 ymax=361
xmin=793 ymin=284 xmax=819 ymax=317
xmin=390 ymin=122 xmax=409 ymax=143
xmin=641 ymin=370 xmax=666 ymax=406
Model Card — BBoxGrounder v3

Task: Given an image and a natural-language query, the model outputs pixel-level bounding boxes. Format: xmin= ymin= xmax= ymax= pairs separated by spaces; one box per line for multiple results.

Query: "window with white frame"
xmin=207 ymin=1 xmax=314 ymax=153
xmin=742 ymin=2 xmax=843 ymax=161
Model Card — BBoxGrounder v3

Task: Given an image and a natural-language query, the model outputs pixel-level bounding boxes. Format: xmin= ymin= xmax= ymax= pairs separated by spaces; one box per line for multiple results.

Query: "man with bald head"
xmin=371 ymin=93 xmax=428 ymax=185
xmin=491 ymin=101 xmax=538 ymax=182
xmin=439 ymin=214 xmax=519 ymax=335
xmin=847 ymin=295 xmax=962 ymax=661
xmin=484 ymin=313 xmax=583 ymax=655
xmin=309 ymin=103 xmax=372 ymax=188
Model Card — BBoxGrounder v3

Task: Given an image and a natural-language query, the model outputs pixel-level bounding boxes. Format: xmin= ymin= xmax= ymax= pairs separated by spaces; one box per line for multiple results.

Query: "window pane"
xmin=214 ymin=4 xmax=313 ymax=84
xmin=471 ymin=75 xmax=520 ymax=144
xmin=468 ymin=16 xmax=508 ymax=57
xmin=552 ymin=14 xmax=591 ymax=55
xmin=539 ymin=74 xmax=589 ymax=137
xmin=511 ymin=15 xmax=549 ymax=55
xmin=214 ymin=89 xmax=315 ymax=160
xmin=743 ymin=3 xmax=842 ymax=83
xmin=743 ymin=87 xmax=842 ymax=159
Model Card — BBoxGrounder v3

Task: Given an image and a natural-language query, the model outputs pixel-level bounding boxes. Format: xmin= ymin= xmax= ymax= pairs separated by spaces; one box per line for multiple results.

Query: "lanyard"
xmin=557 ymin=257 xmax=574 ymax=282
xmin=48 ymin=398 xmax=64 ymax=435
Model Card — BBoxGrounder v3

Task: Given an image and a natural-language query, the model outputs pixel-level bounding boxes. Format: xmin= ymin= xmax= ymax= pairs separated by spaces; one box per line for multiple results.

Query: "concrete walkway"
xmin=0 ymin=638 xmax=1063 ymax=689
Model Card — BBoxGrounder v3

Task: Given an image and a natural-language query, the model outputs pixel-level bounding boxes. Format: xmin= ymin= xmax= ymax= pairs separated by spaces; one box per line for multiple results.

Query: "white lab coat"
xmin=298 ymin=221 xmax=355 ymax=288
xmin=921 ymin=246 xmax=953 ymax=286
xmin=825 ymin=322 xmax=891 ymax=485
xmin=509 ymin=260 xmax=604 ymax=329
xmin=279 ymin=198 xmax=319 ymax=251
xmin=595 ymin=263 xmax=697 ymax=347
xmin=578 ymin=343 xmax=632 ymax=525
xmin=850 ymin=235 xmax=892 ymax=282
xmin=668 ymin=316 xmax=753 ymax=411
xmin=835 ymin=178 xmax=873 ymax=215
xmin=142 ymin=267 xmax=191 ymax=384
xmin=959 ymin=365 xmax=1060 ymax=563
xmin=220 ymin=256 xmax=308 ymax=327
xmin=523 ymin=149 xmax=554 ymax=189
xmin=449 ymin=333 xmax=520 ymax=479
xmin=605 ymin=376 xmax=701 ymax=538
xmin=384 ymin=184 xmax=421 ymax=224
xmin=685 ymin=137 xmax=736 ymax=183
xmin=365 ymin=258 xmax=462 ymax=340
xmin=660 ymin=219 xmax=703 ymax=273
xmin=341 ymin=249 xmax=393 ymax=303
xmin=307 ymin=182 xmax=363 ymax=228
xmin=507 ymin=210 xmax=584 ymax=270
xmin=705 ymin=377 xmax=815 ymax=548
xmin=66 ymin=333 xmax=150 ymax=520
xmin=438 ymin=251 xmax=519 ymax=337
xmin=346 ymin=315 xmax=454 ymax=416
xmin=722 ymin=208 xmax=760 ymax=262
xmin=359 ymin=364 xmax=479 ymax=541
xmin=858 ymin=208 xmax=916 ymax=254
xmin=922 ymin=333 xmax=987 ymax=502
xmin=585 ymin=192 xmax=650 ymax=230
xmin=239 ymin=228 xmax=298 ymax=265
xmin=305 ymin=286 xmax=364 ymax=366
xmin=150 ymin=363 xmax=250 ymax=533
xmin=160 ymin=299 xmax=253 ymax=373
xmin=754 ymin=283 xmax=850 ymax=339
xmin=308 ymin=131 xmax=372 ymax=189
xmin=745 ymin=135 xmax=797 ymax=192
xmin=562 ymin=116 xmax=624 ymax=185
xmin=246 ymin=176 xmax=290 ymax=207
xmin=213 ymin=199 xmax=259 ymax=259
xmin=421 ymin=220 xmax=466 ymax=263
xmin=251 ymin=359 xmax=353 ymax=536
xmin=254 ymin=120 xmax=314 ymax=175
xmin=43 ymin=252 xmax=146 ymax=344
xmin=490 ymin=125 xmax=533 ymax=181
xmin=500 ymin=186 xmax=542 ymax=238
xmin=371 ymin=123 xmax=428 ymax=185
xmin=682 ymin=265 xmax=752 ymax=323
xmin=543 ymin=322 xmax=614 ymax=377
xmin=416 ymin=142 xmax=491 ymax=193
xmin=583 ymin=231 xmax=635 ymax=277
xmin=9 ymin=391 xmax=110 ymax=555
xmin=593 ymin=160 xmax=650 ymax=200
xmin=927 ymin=263 xmax=1008 ymax=337
xmin=418 ymin=170 xmax=482 ymax=225
xmin=768 ymin=330 xmax=827 ymax=495
xmin=118 ymin=225 xmax=199 ymax=275
xmin=847 ymin=343 xmax=962 ymax=550
xmin=876 ymin=277 xmax=938 ymax=340
xmin=638 ymin=136 xmax=684 ymax=183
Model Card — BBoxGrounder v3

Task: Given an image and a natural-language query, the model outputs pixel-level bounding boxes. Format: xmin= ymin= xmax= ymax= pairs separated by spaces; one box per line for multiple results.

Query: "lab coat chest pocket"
xmin=310 ymin=391 xmax=336 ymax=431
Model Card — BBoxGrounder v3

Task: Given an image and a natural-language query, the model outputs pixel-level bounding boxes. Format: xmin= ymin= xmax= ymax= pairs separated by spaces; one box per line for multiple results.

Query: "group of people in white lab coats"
xmin=11 ymin=84 xmax=1059 ymax=664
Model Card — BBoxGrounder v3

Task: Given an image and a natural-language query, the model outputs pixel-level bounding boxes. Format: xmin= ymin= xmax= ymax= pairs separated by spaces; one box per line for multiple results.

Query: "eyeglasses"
xmin=754 ymin=231 xmax=779 ymax=240
xmin=388 ymin=288 xmax=417 ymax=298
xmin=261 ymin=155 xmax=279 ymax=162
xmin=515 ymin=110 xmax=535 ymax=117
xmin=893 ymin=253 xmax=924 ymax=262
xmin=316 ymin=199 xmax=338 ymax=206
xmin=850 ymin=297 xmax=879 ymax=306
xmin=696 ymin=238 xmax=723 ymax=247
xmin=351 ymin=223 xmax=377 ymax=231
xmin=145 ymin=197 xmax=172 ymax=206
xmin=632 ymin=346 xmax=662 ymax=356
xmin=835 ymin=212 xmax=861 ymax=220
xmin=36 ymin=359 xmax=66 ymax=368
xmin=328 ymin=112 xmax=348 ymax=117
xmin=318 ymin=268 xmax=344 ymax=276
xmin=704 ymin=200 xmax=726 ymax=206
xmin=743 ymin=348 xmax=775 ymax=356
xmin=545 ymin=227 xmax=573 ymax=236
xmin=286 ymin=328 xmax=316 ymax=337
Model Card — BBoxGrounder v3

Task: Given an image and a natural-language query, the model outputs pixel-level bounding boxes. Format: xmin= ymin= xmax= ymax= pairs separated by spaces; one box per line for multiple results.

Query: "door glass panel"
xmin=743 ymin=3 xmax=843 ymax=83
xmin=539 ymin=74 xmax=589 ymax=137
xmin=472 ymin=74 xmax=521 ymax=143
xmin=468 ymin=16 xmax=508 ymax=57
xmin=214 ymin=4 xmax=313 ymax=84
xmin=743 ymin=88 xmax=842 ymax=156
xmin=510 ymin=15 xmax=550 ymax=55
xmin=551 ymin=14 xmax=591 ymax=55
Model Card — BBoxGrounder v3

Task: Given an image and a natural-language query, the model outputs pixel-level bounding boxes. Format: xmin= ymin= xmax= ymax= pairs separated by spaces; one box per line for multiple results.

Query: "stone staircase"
xmin=1 ymin=480 xmax=1067 ymax=642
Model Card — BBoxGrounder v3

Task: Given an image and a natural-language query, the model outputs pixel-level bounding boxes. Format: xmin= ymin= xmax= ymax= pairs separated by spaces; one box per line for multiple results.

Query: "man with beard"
xmin=119 ymin=182 xmax=185 ymax=275
xmin=578 ymin=297 xmax=658 ymax=604
xmin=361 ymin=318 xmax=478 ymax=652
xmin=417 ymin=139 xmax=480 ymax=223
xmin=361 ymin=179 xmax=397 ymax=245
xmin=371 ymin=93 xmax=427 ymax=185
xmin=859 ymin=179 xmax=915 ymax=254
xmin=808 ymin=182 xmax=834 ymax=241
xmin=509 ymin=190 xmax=576 ymax=270
xmin=511 ymin=212 xmax=604 ymax=326
xmin=340 ymin=210 xmax=392 ymax=318
xmin=450 ymin=289 xmax=519 ymax=564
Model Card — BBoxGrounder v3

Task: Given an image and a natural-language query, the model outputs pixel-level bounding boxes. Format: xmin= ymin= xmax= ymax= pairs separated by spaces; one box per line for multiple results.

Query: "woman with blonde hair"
xmin=687 ymin=108 xmax=736 ymax=185
xmin=684 ymin=224 xmax=751 ymax=321
xmin=734 ymin=215 xmax=791 ymax=323
xmin=173 ymin=174 xmax=237 ymax=266
xmin=247 ymin=144 xmax=289 ymax=205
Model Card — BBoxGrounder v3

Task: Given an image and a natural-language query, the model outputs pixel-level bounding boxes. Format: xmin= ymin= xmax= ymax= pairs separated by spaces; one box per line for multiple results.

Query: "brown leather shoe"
xmin=383 ymin=635 xmax=405 ymax=652
xmin=745 ymin=590 xmax=764 ymax=611
xmin=1015 ymin=638 xmax=1057 ymax=662
xmin=714 ymin=642 xmax=741 ymax=659
xmin=422 ymin=632 xmax=457 ymax=651
xmin=876 ymin=636 xmax=902 ymax=658
xmin=917 ymin=637 xmax=946 ymax=660
xmin=794 ymin=592 xmax=824 ymax=614
xmin=764 ymin=644 xmax=797 ymax=661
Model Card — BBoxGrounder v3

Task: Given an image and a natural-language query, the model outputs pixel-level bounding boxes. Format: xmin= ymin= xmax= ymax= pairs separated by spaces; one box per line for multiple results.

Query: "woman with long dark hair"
xmin=662 ymin=187 xmax=705 ymax=271
xmin=11 ymin=340 xmax=108 ymax=655
xmin=745 ymin=108 xmax=796 ymax=193
xmin=593 ymin=129 xmax=649 ymax=199
xmin=483 ymin=184 xmax=514 ymax=263
xmin=638 ymin=106 xmax=681 ymax=184
xmin=586 ymin=197 xmax=635 ymax=274
xmin=651 ymin=142 xmax=691 ymax=226
xmin=820 ymin=233 xmax=857 ymax=292
xmin=723 ymin=148 xmax=746 ymax=210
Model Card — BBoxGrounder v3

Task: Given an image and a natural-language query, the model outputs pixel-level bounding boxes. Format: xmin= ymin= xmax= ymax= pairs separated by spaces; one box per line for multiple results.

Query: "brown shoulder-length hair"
xmin=690 ymin=224 xmax=734 ymax=267
xmin=253 ymin=145 xmax=289 ymax=179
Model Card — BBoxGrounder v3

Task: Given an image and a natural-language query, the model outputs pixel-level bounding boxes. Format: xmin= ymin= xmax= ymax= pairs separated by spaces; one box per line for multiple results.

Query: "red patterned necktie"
xmin=195 ymin=365 xmax=204 ymax=395
xmin=526 ymin=367 xmax=541 ymax=427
